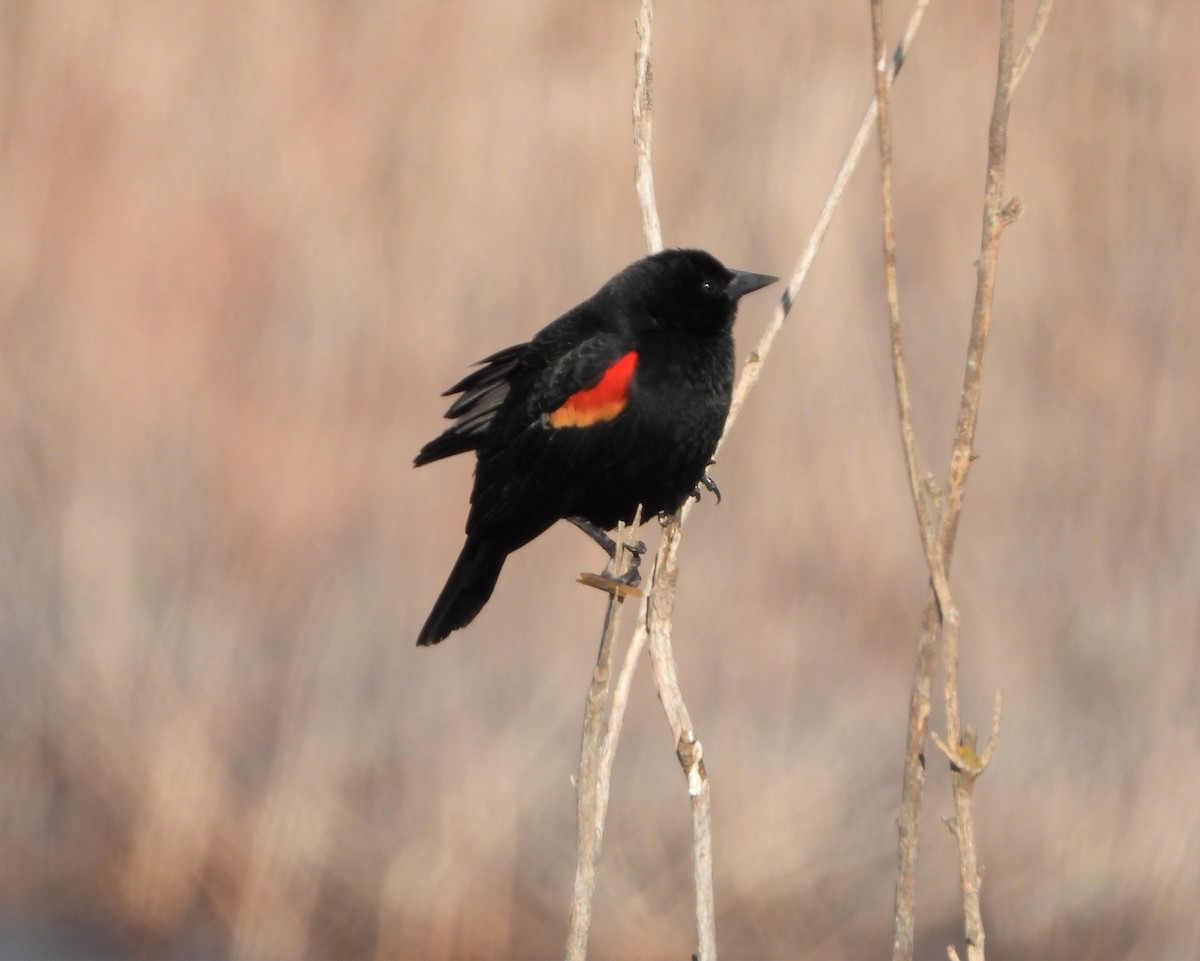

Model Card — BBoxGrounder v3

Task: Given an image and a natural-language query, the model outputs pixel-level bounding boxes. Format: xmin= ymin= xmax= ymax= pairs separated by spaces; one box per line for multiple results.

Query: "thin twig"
xmin=566 ymin=515 xmax=641 ymax=961
xmin=878 ymin=1 xmax=1056 ymax=959
xmin=566 ymin=578 xmax=657 ymax=961
xmin=867 ymin=5 xmax=957 ymax=960
xmin=892 ymin=595 xmax=940 ymax=961
xmin=634 ymin=3 xmax=715 ymax=953
xmin=1011 ymin=0 xmax=1055 ymax=96
xmin=879 ymin=2 xmax=1051 ymax=959
xmin=871 ymin=9 xmax=977 ymax=959
xmin=936 ymin=0 xmax=1053 ymax=561
xmin=937 ymin=10 xmax=1019 ymax=957
xmin=717 ymin=0 xmax=931 ymax=456
xmin=870 ymin=0 xmax=943 ymax=573
xmin=633 ymin=0 xmax=662 ymax=254
xmin=643 ymin=518 xmax=716 ymax=960
xmin=596 ymin=591 xmax=653 ymax=818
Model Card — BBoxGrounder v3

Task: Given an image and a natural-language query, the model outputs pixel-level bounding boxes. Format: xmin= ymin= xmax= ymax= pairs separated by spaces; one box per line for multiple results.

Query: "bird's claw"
xmin=604 ymin=533 xmax=645 ymax=560
xmin=616 ymin=556 xmax=642 ymax=588
xmin=692 ymin=472 xmax=722 ymax=504
xmin=611 ymin=542 xmax=643 ymax=585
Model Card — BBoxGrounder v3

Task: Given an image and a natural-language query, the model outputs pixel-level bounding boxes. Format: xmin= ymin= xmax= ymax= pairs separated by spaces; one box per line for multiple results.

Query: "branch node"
xmin=932 ymin=707 xmax=1001 ymax=781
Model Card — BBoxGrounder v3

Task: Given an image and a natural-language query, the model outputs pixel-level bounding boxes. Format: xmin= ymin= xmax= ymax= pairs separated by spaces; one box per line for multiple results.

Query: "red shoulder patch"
xmin=547 ymin=351 xmax=638 ymax=429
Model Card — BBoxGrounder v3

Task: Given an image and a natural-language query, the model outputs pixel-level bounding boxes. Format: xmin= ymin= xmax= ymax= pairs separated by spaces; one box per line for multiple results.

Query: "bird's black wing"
xmin=413 ymin=343 xmax=528 ymax=466
xmin=467 ymin=331 xmax=635 ymax=540
xmin=523 ymin=332 xmax=630 ymax=417
xmin=414 ymin=297 xmax=614 ymax=467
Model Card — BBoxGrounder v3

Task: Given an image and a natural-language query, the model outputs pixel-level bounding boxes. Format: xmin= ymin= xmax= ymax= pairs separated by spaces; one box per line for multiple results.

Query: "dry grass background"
xmin=1 ymin=2 xmax=1197 ymax=959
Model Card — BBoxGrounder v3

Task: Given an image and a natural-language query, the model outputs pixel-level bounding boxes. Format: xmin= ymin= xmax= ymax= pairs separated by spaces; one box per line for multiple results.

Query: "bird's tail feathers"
xmin=416 ymin=537 xmax=507 ymax=646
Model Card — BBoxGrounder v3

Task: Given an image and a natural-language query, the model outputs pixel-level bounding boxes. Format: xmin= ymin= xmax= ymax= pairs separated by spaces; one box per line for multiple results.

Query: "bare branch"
xmin=718 ymin=0 xmax=931 ymax=458
xmin=868 ymin=5 xmax=958 ymax=960
xmin=1011 ymin=0 xmax=1055 ymax=96
xmin=892 ymin=597 xmax=940 ymax=961
xmin=567 ymin=515 xmax=641 ymax=961
xmin=633 ymin=0 xmax=662 ymax=254
xmin=877 ymin=0 xmax=1050 ymax=958
xmin=643 ymin=517 xmax=715 ymax=959
xmin=567 ymin=584 xmax=657 ymax=961
xmin=936 ymin=1 xmax=1040 ymax=959
xmin=634 ymin=2 xmax=716 ymax=955
xmin=869 ymin=0 xmax=947 ymax=586
xmin=978 ymin=688 xmax=1003 ymax=770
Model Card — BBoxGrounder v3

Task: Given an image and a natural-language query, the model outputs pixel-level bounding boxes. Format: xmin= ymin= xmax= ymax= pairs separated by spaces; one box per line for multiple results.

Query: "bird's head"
xmin=615 ymin=248 xmax=777 ymax=336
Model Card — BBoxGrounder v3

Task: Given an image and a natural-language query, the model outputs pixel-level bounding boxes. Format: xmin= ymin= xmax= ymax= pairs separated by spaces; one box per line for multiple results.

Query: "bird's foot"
xmin=600 ymin=531 xmax=643 ymax=589
xmin=569 ymin=515 xmax=644 ymax=560
xmin=570 ymin=515 xmax=644 ymax=596
xmin=620 ymin=549 xmax=642 ymax=586
xmin=691 ymin=472 xmax=722 ymax=504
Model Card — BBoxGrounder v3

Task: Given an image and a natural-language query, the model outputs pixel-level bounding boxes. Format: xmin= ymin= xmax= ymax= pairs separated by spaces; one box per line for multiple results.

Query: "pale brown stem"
xmin=879 ymin=1 xmax=1052 ymax=959
xmin=566 ymin=517 xmax=640 ymax=961
xmin=643 ymin=517 xmax=715 ymax=960
xmin=720 ymin=0 xmax=931 ymax=454
xmin=633 ymin=0 xmax=662 ymax=254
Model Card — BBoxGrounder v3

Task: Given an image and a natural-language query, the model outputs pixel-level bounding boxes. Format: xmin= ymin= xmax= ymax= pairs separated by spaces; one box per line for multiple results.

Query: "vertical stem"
xmin=643 ymin=518 xmax=716 ymax=961
xmin=891 ymin=598 xmax=939 ymax=961
xmin=881 ymin=2 xmax=1052 ymax=958
xmin=566 ymin=522 xmax=637 ymax=961
xmin=633 ymin=0 xmax=663 ymax=254
xmin=943 ymin=7 xmax=1016 ymax=956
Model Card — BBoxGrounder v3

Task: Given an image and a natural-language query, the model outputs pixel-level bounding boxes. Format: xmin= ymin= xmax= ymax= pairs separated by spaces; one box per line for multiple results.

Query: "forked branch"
xmin=874 ymin=2 xmax=1054 ymax=961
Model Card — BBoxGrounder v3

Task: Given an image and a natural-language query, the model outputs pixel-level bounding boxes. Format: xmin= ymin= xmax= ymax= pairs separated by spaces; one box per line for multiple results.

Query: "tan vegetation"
xmin=1 ymin=3 xmax=1197 ymax=958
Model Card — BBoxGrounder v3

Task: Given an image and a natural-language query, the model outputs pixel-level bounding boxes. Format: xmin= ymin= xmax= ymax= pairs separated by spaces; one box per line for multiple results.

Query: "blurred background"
xmin=1 ymin=2 xmax=1197 ymax=959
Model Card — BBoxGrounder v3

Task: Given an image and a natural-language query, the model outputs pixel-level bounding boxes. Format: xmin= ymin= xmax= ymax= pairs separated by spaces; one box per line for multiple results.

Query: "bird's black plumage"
xmin=415 ymin=248 xmax=776 ymax=646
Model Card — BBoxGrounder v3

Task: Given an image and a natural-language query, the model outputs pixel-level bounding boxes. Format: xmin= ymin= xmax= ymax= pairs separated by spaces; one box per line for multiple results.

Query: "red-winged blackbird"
xmin=414 ymin=248 xmax=776 ymax=646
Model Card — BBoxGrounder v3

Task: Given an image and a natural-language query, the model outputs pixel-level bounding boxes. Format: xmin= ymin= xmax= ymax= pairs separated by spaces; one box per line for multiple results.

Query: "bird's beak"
xmin=726 ymin=269 xmax=778 ymax=301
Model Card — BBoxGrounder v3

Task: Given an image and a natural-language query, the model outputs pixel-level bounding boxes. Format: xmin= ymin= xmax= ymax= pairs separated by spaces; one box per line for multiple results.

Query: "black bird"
xmin=414 ymin=248 xmax=776 ymax=646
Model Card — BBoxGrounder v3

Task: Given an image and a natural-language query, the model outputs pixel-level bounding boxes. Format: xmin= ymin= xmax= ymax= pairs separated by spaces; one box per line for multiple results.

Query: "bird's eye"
xmin=700 ymin=278 xmax=720 ymax=295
